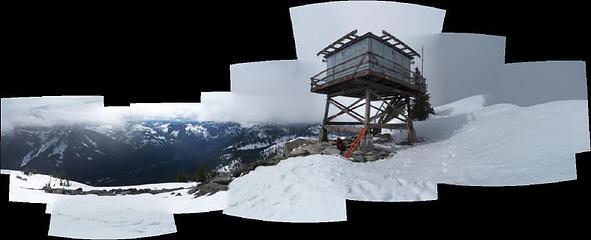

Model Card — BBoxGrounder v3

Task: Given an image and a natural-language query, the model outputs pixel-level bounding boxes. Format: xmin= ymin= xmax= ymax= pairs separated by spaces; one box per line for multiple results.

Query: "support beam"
xmin=362 ymin=80 xmax=419 ymax=98
xmin=365 ymin=88 xmax=371 ymax=127
xmin=320 ymin=95 xmax=331 ymax=141
xmin=325 ymin=121 xmax=364 ymax=125
xmin=405 ymin=97 xmax=415 ymax=146
xmin=327 ymin=97 xmax=365 ymax=122
xmin=329 ymin=98 xmax=366 ymax=122
xmin=368 ymin=123 xmax=408 ymax=129
xmin=328 ymin=85 xmax=368 ymax=98
xmin=323 ymin=125 xmax=364 ymax=133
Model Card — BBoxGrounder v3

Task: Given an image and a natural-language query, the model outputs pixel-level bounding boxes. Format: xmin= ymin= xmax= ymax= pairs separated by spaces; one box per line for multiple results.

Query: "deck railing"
xmin=311 ymin=52 xmax=425 ymax=91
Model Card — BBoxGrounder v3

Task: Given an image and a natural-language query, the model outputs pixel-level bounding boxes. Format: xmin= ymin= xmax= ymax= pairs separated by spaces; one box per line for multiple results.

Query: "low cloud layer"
xmin=2 ymin=1 xmax=587 ymax=132
xmin=0 ymin=97 xmax=204 ymax=133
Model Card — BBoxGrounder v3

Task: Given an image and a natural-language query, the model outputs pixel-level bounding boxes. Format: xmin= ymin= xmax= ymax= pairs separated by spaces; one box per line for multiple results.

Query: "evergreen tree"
xmin=194 ymin=167 xmax=206 ymax=183
xmin=409 ymin=67 xmax=434 ymax=121
xmin=176 ymin=171 xmax=188 ymax=182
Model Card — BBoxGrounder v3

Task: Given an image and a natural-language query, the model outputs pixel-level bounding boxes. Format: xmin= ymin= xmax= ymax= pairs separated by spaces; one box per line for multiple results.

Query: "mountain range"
xmin=1 ymin=121 xmax=321 ymax=186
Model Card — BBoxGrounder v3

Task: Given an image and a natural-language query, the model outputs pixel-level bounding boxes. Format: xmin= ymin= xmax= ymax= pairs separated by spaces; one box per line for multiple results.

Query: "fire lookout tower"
xmin=311 ymin=30 xmax=426 ymax=146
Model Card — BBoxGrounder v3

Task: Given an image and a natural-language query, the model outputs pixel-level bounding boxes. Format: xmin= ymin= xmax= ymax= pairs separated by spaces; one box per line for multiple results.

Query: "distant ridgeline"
xmin=0 ymin=121 xmax=322 ymax=186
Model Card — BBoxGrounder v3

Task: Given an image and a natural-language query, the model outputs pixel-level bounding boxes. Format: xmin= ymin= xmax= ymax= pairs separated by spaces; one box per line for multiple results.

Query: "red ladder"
xmin=344 ymin=127 xmax=367 ymax=158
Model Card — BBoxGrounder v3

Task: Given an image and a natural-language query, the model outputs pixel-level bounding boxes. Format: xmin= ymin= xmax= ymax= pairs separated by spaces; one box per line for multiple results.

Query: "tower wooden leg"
xmin=320 ymin=95 xmax=331 ymax=141
xmin=406 ymin=96 xmax=415 ymax=146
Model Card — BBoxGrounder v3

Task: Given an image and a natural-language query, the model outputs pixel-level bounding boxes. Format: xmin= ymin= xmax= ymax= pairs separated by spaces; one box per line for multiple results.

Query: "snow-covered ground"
xmin=3 ymin=95 xmax=589 ymax=234
xmin=224 ymin=95 xmax=589 ymax=222
xmin=1 ymin=169 xmax=227 ymax=239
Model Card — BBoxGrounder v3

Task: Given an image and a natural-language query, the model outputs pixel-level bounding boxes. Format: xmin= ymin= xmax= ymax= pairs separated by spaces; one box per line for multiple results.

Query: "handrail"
xmin=311 ymin=52 xmax=426 ymax=90
xmin=311 ymin=52 xmax=369 ymax=84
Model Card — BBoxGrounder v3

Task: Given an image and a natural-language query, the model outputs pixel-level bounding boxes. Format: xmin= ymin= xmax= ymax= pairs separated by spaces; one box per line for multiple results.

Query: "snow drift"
xmin=224 ymin=95 xmax=589 ymax=222
xmin=1 ymin=169 xmax=227 ymax=239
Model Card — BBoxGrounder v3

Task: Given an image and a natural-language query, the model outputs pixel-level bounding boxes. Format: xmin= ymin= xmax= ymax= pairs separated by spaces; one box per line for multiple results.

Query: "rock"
xmin=288 ymin=149 xmax=310 ymax=157
xmin=104 ymin=191 xmax=116 ymax=196
xmin=211 ymin=176 xmax=232 ymax=185
xmin=259 ymin=158 xmax=278 ymax=166
xmin=283 ymin=138 xmax=316 ymax=157
xmin=194 ymin=181 xmax=229 ymax=198
xmin=359 ymin=134 xmax=374 ymax=152
xmin=351 ymin=155 xmax=366 ymax=162
xmin=187 ymin=187 xmax=199 ymax=195
xmin=71 ymin=188 xmax=83 ymax=195
xmin=175 ymin=193 xmax=182 ymax=196
xmin=374 ymin=133 xmax=393 ymax=144
xmin=321 ymin=147 xmax=341 ymax=155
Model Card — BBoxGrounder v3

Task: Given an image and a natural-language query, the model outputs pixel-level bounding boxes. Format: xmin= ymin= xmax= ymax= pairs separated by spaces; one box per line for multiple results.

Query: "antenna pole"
xmin=421 ymin=45 xmax=424 ymax=74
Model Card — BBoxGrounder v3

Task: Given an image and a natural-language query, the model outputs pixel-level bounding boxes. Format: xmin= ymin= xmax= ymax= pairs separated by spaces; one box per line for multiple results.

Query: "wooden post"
xmin=320 ymin=95 xmax=330 ymax=141
xmin=359 ymin=87 xmax=374 ymax=152
xmin=365 ymin=88 xmax=371 ymax=127
xmin=405 ymin=96 xmax=415 ymax=145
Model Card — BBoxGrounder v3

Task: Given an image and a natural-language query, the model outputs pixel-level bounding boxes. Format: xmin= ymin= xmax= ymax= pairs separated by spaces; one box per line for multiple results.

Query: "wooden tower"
xmin=311 ymin=30 xmax=426 ymax=146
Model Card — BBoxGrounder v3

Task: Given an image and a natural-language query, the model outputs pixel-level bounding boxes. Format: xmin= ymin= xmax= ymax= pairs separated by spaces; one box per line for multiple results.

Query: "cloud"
xmin=0 ymin=96 xmax=204 ymax=133
xmin=1 ymin=96 xmax=113 ymax=132
xmin=2 ymin=2 xmax=586 ymax=132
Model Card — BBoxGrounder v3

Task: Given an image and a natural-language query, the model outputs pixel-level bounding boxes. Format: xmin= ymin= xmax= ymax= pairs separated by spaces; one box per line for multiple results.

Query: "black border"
xmin=2 ymin=1 xmax=589 ymax=238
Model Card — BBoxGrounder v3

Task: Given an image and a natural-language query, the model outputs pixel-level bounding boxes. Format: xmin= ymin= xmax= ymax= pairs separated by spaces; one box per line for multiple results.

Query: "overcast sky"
xmin=2 ymin=1 xmax=587 ymax=132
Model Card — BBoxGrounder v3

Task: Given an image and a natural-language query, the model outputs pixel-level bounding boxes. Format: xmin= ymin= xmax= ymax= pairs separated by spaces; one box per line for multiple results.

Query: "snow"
xmin=48 ymin=141 xmax=68 ymax=160
xmin=1 ymin=170 xmax=226 ymax=239
xmin=260 ymin=136 xmax=317 ymax=159
xmin=21 ymin=137 xmax=60 ymax=166
xmin=170 ymin=130 xmax=179 ymax=138
xmin=224 ymin=155 xmax=347 ymax=222
xmin=3 ymin=95 xmax=588 ymax=231
xmin=237 ymin=135 xmax=297 ymax=151
xmin=185 ymin=124 xmax=210 ymax=138
xmin=237 ymin=142 xmax=270 ymax=150
xmin=260 ymin=141 xmax=286 ymax=158
xmin=86 ymin=125 xmax=117 ymax=140
xmin=225 ymin=96 xmax=588 ymax=222
xmin=216 ymin=159 xmax=241 ymax=174
xmin=84 ymin=135 xmax=98 ymax=148
xmin=433 ymin=94 xmax=490 ymax=117
xmin=156 ymin=123 xmax=170 ymax=133
xmin=130 ymin=124 xmax=157 ymax=135
xmin=94 ymin=149 xmax=106 ymax=155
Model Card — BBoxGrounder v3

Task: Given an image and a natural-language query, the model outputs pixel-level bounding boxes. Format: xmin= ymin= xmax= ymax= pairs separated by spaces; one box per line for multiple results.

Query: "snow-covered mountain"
xmin=1 ymin=121 xmax=320 ymax=186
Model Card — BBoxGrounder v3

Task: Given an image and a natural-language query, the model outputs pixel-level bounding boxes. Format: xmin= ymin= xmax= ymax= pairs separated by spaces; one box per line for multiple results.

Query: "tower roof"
xmin=317 ymin=30 xmax=421 ymax=59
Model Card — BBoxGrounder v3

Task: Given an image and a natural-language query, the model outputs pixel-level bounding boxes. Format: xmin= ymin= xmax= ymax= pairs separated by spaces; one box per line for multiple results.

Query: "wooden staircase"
xmin=344 ymin=127 xmax=367 ymax=158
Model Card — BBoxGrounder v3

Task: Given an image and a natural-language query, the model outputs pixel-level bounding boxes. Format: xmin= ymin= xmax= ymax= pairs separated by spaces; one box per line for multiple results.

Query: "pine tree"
xmin=176 ymin=171 xmax=188 ymax=182
xmin=194 ymin=167 xmax=206 ymax=183
xmin=409 ymin=67 xmax=434 ymax=121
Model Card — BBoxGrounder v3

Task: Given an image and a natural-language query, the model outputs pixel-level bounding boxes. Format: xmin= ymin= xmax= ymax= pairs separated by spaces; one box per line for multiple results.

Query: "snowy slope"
xmin=1 ymin=169 xmax=227 ymax=239
xmin=3 ymin=95 xmax=588 ymax=229
xmin=224 ymin=96 xmax=589 ymax=222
